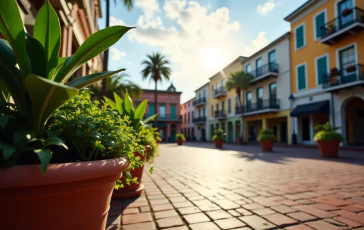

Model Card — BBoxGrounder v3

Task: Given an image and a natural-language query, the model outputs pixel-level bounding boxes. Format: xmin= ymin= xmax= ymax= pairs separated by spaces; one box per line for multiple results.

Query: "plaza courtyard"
xmin=107 ymin=143 xmax=364 ymax=230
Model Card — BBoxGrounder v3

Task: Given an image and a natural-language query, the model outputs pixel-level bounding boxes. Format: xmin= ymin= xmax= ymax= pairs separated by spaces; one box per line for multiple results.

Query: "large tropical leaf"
xmin=113 ymin=92 xmax=123 ymax=114
xmin=33 ymin=0 xmax=61 ymax=79
xmin=143 ymin=114 xmax=157 ymax=124
xmin=68 ymin=69 xmax=125 ymax=89
xmin=26 ymin=34 xmax=47 ymax=78
xmin=135 ymin=100 xmax=147 ymax=120
xmin=34 ymin=149 xmax=52 ymax=173
xmin=0 ymin=0 xmax=30 ymax=78
xmin=103 ymin=97 xmax=117 ymax=110
xmin=0 ymin=142 xmax=16 ymax=160
xmin=24 ymin=75 xmax=78 ymax=135
xmin=55 ymin=26 xmax=133 ymax=84
xmin=123 ymin=90 xmax=133 ymax=114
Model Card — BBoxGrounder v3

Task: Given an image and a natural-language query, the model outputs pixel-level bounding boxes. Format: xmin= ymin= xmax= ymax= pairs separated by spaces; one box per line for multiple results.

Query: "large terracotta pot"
xmin=317 ymin=140 xmax=340 ymax=157
xmin=260 ymin=140 xmax=273 ymax=152
xmin=177 ymin=139 xmax=183 ymax=145
xmin=113 ymin=146 xmax=150 ymax=199
xmin=215 ymin=140 xmax=223 ymax=148
xmin=0 ymin=157 xmax=129 ymax=230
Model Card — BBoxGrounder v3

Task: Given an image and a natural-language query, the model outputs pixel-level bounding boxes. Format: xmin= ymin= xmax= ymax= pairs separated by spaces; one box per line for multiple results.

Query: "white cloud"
xmin=243 ymin=31 xmax=269 ymax=56
xmin=135 ymin=0 xmax=160 ymax=18
xmin=163 ymin=0 xmax=186 ymax=19
xmin=111 ymin=48 xmax=127 ymax=61
xmin=109 ymin=16 xmax=128 ymax=26
xmin=257 ymin=0 xmax=277 ymax=15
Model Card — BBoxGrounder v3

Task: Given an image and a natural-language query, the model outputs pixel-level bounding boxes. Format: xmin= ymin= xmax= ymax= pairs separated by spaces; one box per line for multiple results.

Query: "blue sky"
xmin=99 ymin=0 xmax=307 ymax=103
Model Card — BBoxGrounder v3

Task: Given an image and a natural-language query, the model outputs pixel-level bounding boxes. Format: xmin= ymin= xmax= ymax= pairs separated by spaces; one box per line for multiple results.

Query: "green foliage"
xmin=257 ymin=129 xmax=276 ymax=142
xmin=138 ymin=126 xmax=159 ymax=164
xmin=176 ymin=133 xmax=186 ymax=141
xmin=314 ymin=122 xmax=344 ymax=142
xmin=0 ymin=0 xmax=131 ymax=172
xmin=104 ymin=90 xmax=157 ymax=132
xmin=212 ymin=129 xmax=226 ymax=141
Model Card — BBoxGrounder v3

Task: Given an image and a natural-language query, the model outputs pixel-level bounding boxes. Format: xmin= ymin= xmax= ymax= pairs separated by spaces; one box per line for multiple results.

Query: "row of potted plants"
xmin=0 ymin=1 xmax=160 ymax=229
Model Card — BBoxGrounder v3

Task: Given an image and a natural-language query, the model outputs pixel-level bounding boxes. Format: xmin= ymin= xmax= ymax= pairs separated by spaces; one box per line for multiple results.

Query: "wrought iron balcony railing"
xmin=193 ymin=97 xmax=207 ymax=106
xmin=323 ymin=64 xmax=364 ymax=91
xmin=193 ymin=116 xmax=207 ymax=123
xmin=235 ymin=106 xmax=244 ymax=115
xmin=248 ymin=63 xmax=279 ymax=82
xmin=214 ymin=110 xmax=226 ymax=119
xmin=244 ymin=99 xmax=280 ymax=113
xmin=213 ymin=87 xmax=226 ymax=98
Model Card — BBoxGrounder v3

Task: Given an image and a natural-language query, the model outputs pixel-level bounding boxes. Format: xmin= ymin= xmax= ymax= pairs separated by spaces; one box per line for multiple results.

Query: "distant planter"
xmin=314 ymin=123 xmax=344 ymax=157
xmin=346 ymin=65 xmax=356 ymax=73
xmin=342 ymin=8 xmax=353 ymax=16
xmin=176 ymin=133 xmax=186 ymax=145
xmin=212 ymin=128 xmax=226 ymax=149
xmin=330 ymin=67 xmax=340 ymax=76
xmin=257 ymin=129 xmax=276 ymax=152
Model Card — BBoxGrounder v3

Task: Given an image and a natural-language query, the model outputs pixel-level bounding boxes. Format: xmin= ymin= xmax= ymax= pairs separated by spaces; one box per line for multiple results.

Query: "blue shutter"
xmin=148 ymin=104 xmax=155 ymax=116
xmin=317 ymin=56 xmax=328 ymax=85
xmin=297 ymin=65 xmax=306 ymax=90
xmin=315 ymin=12 xmax=325 ymax=39
xmin=296 ymin=26 xmax=304 ymax=49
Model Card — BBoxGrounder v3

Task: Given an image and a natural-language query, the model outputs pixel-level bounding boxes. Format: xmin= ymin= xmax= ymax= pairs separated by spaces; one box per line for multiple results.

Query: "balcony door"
xmin=256 ymin=58 xmax=263 ymax=76
xmin=246 ymin=92 xmax=252 ymax=112
xmin=269 ymin=83 xmax=277 ymax=106
xmin=268 ymin=50 xmax=277 ymax=72
xmin=339 ymin=45 xmax=356 ymax=83
xmin=256 ymin=88 xmax=263 ymax=109
xmin=338 ymin=0 xmax=354 ymax=29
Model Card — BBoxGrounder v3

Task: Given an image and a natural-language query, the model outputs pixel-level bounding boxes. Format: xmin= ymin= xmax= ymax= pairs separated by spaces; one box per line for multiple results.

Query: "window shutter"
xmin=317 ymin=56 xmax=327 ymax=85
xmin=298 ymin=65 xmax=306 ymax=90
xmin=296 ymin=26 xmax=304 ymax=49
xmin=315 ymin=13 xmax=325 ymax=39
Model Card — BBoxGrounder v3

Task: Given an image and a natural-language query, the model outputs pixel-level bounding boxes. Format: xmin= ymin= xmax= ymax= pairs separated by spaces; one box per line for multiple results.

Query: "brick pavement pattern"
xmin=106 ymin=143 xmax=364 ymax=230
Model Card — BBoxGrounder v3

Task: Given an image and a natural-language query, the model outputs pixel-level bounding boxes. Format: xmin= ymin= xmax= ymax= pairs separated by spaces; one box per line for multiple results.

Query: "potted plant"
xmin=104 ymin=91 xmax=157 ymax=198
xmin=257 ymin=129 xmax=276 ymax=152
xmin=327 ymin=24 xmax=336 ymax=35
xmin=152 ymin=127 xmax=162 ymax=144
xmin=342 ymin=8 xmax=353 ymax=16
xmin=0 ymin=1 xmax=133 ymax=229
xmin=314 ymin=122 xmax=344 ymax=157
xmin=346 ymin=65 xmax=356 ymax=73
xmin=212 ymin=128 xmax=225 ymax=148
xmin=176 ymin=133 xmax=186 ymax=145
xmin=330 ymin=67 xmax=340 ymax=76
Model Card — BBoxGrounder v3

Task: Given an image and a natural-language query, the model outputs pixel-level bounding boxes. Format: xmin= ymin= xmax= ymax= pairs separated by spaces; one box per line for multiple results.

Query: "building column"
xmin=232 ymin=121 xmax=236 ymax=143
xmin=262 ymin=118 xmax=268 ymax=129
xmin=309 ymin=115 xmax=314 ymax=143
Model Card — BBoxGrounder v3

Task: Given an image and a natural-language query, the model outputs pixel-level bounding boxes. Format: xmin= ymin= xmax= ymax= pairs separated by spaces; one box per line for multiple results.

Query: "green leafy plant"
xmin=150 ymin=127 xmax=162 ymax=142
xmin=314 ymin=122 xmax=344 ymax=142
xmin=176 ymin=133 xmax=186 ymax=141
xmin=49 ymin=90 xmax=143 ymax=188
xmin=0 ymin=0 xmax=131 ymax=172
xmin=257 ymin=129 xmax=276 ymax=142
xmin=212 ymin=129 xmax=225 ymax=141
xmin=104 ymin=91 xmax=157 ymax=132
xmin=139 ymin=126 xmax=159 ymax=164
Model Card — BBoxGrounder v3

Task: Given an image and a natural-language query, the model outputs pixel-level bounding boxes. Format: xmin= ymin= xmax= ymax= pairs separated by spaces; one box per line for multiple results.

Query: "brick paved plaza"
xmin=107 ymin=143 xmax=364 ymax=230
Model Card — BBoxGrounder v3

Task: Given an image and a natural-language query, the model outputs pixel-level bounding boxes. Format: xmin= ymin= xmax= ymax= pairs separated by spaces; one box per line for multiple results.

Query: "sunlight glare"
xmin=202 ymin=48 xmax=227 ymax=71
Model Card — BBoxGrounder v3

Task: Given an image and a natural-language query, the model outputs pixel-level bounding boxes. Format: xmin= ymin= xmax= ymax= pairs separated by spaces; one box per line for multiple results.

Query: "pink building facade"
xmin=181 ymin=98 xmax=197 ymax=140
xmin=136 ymin=84 xmax=182 ymax=142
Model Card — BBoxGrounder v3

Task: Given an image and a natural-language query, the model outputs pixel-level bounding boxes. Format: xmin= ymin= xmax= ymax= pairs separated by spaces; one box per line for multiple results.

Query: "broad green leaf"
xmin=55 ymin=26 xmax=133 ymax=83
xmin=103 ymin=96 xmax=117 ymax=110
xmin=0 ymin=142 xmax=16 ymax=160
xmin=68 ymin=69 xmax=125 ymax=89
xmin=34 ymin=149 xmax=52 ymax=173
xmin=34 ymin=0 xmax=61 ymax=79
xmin=26 ymin=34 xmax=47 ymax=78
xmin=52 ymin=56 xmax=71 ymax=80
xmin=135 ymin=100 xmax=147 ymax=120
xmin=124 ymin=90 xmax=133 ymax=114
xmin=0 ymin=0 xmax=30 ymax=78
xmin=113 ymin=92 xmax=123 ymax=114
xmin=25 ymin=74 xmax=78 ymax=135
xmin=43 ymin=136 xmax=68 ymax=149
xmin=0 ymin=79 xmax=10 ymax=102
xmin=143 ymin=114 xmax=157 ymax=124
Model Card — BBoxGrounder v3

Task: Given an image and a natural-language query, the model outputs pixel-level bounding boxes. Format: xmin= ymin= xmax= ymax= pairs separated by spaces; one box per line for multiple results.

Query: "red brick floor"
xmin=107 ymin=143 xmax=364 ymax=230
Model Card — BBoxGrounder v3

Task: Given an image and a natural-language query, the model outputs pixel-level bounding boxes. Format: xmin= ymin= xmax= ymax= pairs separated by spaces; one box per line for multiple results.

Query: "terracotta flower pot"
xmin=346 ymin=65 xmax=356 ymax=73
xmin=113 ymin=146 xmax=150 ymax=199
xmin=342 ymin=8 xmax=353 ymax=16
xmin=317 ymin=140 xmax=340 ymax=157
xmin=177 ymin=139 xmax=183 ymax=145
xmin=215 ymin=140 xmax=223 ymax=148
xmin=260 ymin=140 xmax=273 ymax=152
xmin=0 ymin=157 xmax=129 ymax=230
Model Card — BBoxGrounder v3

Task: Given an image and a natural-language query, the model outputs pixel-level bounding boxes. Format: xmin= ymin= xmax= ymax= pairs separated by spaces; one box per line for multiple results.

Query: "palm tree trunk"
xmin=101 ymin=0 xmax=110 ymax=98
xmin=154 ymin=79 xmax=158 ymax=127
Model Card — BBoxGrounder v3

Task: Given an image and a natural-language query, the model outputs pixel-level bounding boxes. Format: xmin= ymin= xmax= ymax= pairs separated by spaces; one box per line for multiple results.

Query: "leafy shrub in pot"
xmin=212 ymin=128 xmax=225 ymax=148
xmin=0 ymin=0 xmax=133 ymax=229
xmin=176 ymin=133 xmax=186 ymax=145
xmin=314 ymin=122 xmax=344 ymax=157
xmin=257 ymin=129 xmax=276 ymax=152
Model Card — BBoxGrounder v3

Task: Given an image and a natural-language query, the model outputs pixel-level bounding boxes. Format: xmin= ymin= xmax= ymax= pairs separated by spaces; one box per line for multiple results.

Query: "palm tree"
xmin=141 ymin=53 xmax=171 ymax=122
xmin=225 ymin=70 xmax=253 ymax=141
xmin=101 ymin=0 xmax=133 ymax=97
xmin=91 ymin=73 xmax=142 ymax=99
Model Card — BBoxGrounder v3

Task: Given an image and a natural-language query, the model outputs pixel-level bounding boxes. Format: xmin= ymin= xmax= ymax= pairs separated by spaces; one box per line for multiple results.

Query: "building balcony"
xmin=193 ymin=97 xmax=207 ymax=107
xmin=214 ymin=110 xmax=226 ymax=120
xmin=193 ymin=116 xmax=207 ymax=124
xmin=145 ymin=114 xmax=182 ymax=122
xmin=235 ymin=105 xmax=244 ymax=115
xmin=249 ymin=63 xmax=279 ymax=83
xmin=213 ymin=87 xmax=226 ymax=98
xmin=243 ymin=99 xmax=280 ymax=116
xmin=323 ymin=64 xmax=364 ymax=92
xmin=320 ymin=7 xmax=364 ymax=45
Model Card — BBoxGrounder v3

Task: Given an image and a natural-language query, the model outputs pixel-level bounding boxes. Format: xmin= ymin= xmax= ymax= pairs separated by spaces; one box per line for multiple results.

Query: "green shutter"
xmin=315 ymin=12 xmax=325 ymax=39
xmin=170 ymin=105 xmax=176 ymax=118
xmin=317 ymin=56 xmax=328 ymax=85
xmin=148 ymin=104 xmax=155 ymax=116
xmin=297 ymin=65 xmax=306 ymax=90
xmin=296 ymin=26 xmax=304 ymax=49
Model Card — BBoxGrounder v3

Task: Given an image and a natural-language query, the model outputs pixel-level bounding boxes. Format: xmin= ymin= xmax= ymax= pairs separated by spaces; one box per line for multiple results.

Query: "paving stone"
xmin=311 ymin=197 xmax=351 ymax=207
xmin=271 ymin=205 xmax=297 ymax=214
xmin=178 ymin=206 xmax=201 ymax=215
xmin=149 ymin=199 xmax=170 ymax=206
xmin=214 ymin=217 xmax=246 ymax=229
xmin=206 ymin=210 xmax=232 ymax=220
xmin=306 ymin=220 xmax=342 ymax=230
xmin=279 ymin=199 xmax=300 ymax=206
xmin=170 ymin=196 xmax=188 ymax=203
xmin=189 ymin=222 xmax=220 ymax=230
xmin=228 ymin=209 xmax=241 ymax=217
xmin=173 ymin=201 xmax=194 ymax=208
xmin=156 ymin=216 xmax=184 ymax=228
xmin=106 ymin=225 xmax=120 ymax=230
xmin=122 ymin=213 xmax=152 ymax=225
xmin=287 ymin=212 xmax=317 ymax=222
xmin=341 ymin=204 xmax=364 ymax=212
xmin=294 ymin=205 xmax=336 ymax=218
xmin=151 ymin=203 xmax=174 ymax=212
xmin=239 ymin=215 xmax=276 ymax=230
xmin=214 ymin=199 xmax=240 ymax=209
xmin=332 ymin=210 xmax=364 ymax=224
xmin=251 ymin=197 xmax=280 ymax=207
xmin=285 ymin=224 xmax=314 ymax=230
xmin=147 ymin=194 xmax=165 ymax=200
xmin=242 ymin=203 xmax=265 ymax=210
xmin=140 ymin=206 xmax=150 ymax=213
xmin=122 ymin=222 xmax=156 ymax=230
xmin=333 ymin=216 xmax=362 ymax=228
xmin=188 ymin=195 xmax=205 ymax=201
xmin=122 ymin=208 xmax=139 ymax=215
xmin=263 ymin=213 xmax=297 ymax=226
xmin=310 ymin=203 xmax=338 ymax=211
xmin=236 ymin=208 xmax=253 ymax=216
xmin=126 ymin=201 xmax=149 ymax=208
xmin=184 ymin=213 xmax=210 ymax=224
xmin=154 ymin=210 xmax=179 ymax=219
xmin=253 ymin=208 xmax=276 ymax=215
xmin=164 ymin=227 xmax=188 ymax=230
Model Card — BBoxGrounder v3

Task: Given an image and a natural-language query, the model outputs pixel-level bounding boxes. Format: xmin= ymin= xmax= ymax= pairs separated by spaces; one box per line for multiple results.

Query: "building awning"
xmin=290 ymin=100 xmax=330 ymax=117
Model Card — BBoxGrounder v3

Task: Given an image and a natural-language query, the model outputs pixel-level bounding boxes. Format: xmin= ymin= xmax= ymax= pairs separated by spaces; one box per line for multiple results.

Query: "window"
xmin=295 ymin=24 xmax=305 ymax=50
xmin=315 ymin=55 xmax=328 ymax=85
xmin=246 ymin=92 xmax=252 ymax=107
xmin=228 ymin=98 xmax=231 ymax=114
xmin=187 ymin=112 xmax=190 ymax=123
xmin=211 ymin=85 xmax=214 ymax=92
xmin=268 ymin=50 xmax=276 ymax=64
xmin=159 ymin=105 xmax=166 ymax=118
xmin=170 ymin=104 xmax=177 ymax=118
xmin=338 ymin=0 xmax=354 ymax=29
xmin=216 ymin=103 xmax=219 ymax=111
xmin=245 ymin=64 xmax=252 ymax=73
xmin=216 ymin=82 xmax=220 ymax=89
xmin=339 ymin=45 xmax=356 ymax=77
xmin=296 ymin=64 xmax=307 ymax=90
xmin=222 ymin=79 xmax=225 ymax=88
xmin=148 ymin=104 xmax=155 ymax=117
xmin=314 ymin=10 xmax=326 ymax=40
xmin=235 ymin=96 xmax=239 ymax=105
xmin=211 ymin=105 xmax=214 ymax=116
xmin=256 ymin=58 xmax=263 ymax=76
xmin=256 ymin=88 xmax=263 ymax=108
xmin=221 ymin=100 xmax=225 ymax=112
xmin=269 ymin=83 xmax=277 ymax=103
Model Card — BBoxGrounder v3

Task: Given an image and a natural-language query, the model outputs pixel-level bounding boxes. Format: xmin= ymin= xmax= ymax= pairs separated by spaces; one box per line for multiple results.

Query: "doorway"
xmin=301 ymin=118 xmax=310 ymax=141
